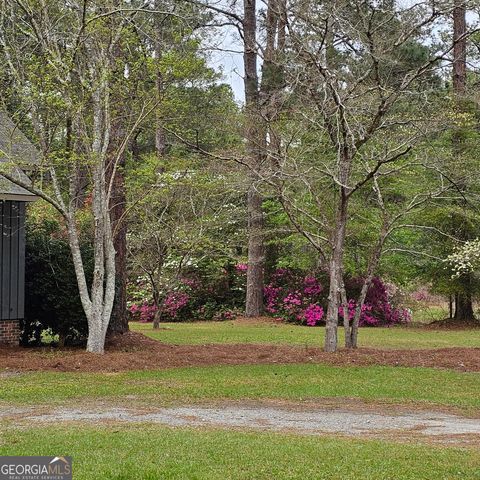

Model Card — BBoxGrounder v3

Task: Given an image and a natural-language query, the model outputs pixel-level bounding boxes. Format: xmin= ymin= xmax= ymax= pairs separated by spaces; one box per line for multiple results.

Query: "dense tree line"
xmin=1 ymin=0 xmax=480 ymax=353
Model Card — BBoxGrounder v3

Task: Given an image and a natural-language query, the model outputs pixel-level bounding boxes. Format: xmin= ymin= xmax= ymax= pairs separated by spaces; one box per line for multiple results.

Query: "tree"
xmin=451 ymin=0 xmax=475 ymax=321
xmin=106 ymin=104 xmax=129 ymax=336
xmin=197 ymin=0 xmax=287 ymax=316
xmin=264 ymin=0 xmax=469 ymax=351
xmin=242 ymin=0 xmax=266 ymax=316
xmin=0 ymin=0 xmax=156 ymax=353
xmin=127 ymin=155 xmax=244 ymax=327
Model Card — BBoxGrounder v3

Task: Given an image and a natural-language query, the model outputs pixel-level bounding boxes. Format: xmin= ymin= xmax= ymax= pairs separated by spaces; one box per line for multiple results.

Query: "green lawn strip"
xmin=2 ymin=364 xmax=479 ymax=412
xmin=412 ymin=305 xmax=450 ymax=324
xmin=131 ymin=321 xmax=480 ymax=349
xmin=0 ymin=424 xmax=478 ymax=480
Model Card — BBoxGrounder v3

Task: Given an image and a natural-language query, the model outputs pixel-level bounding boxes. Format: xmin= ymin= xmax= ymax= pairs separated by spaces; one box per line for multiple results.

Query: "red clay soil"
xmin=0 ymin=332 xmax=479 ymax=373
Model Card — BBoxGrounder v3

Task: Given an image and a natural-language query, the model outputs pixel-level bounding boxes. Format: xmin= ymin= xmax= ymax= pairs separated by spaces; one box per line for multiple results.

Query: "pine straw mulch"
xmin=420 ymin=318 xmax=480 ymax=330
xmin=0 ymin=331 xmax=479 ymax=373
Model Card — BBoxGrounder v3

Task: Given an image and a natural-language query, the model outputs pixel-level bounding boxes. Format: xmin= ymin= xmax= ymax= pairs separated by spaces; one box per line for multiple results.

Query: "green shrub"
xmin=22 ymin=218 xmax=92 ymax=346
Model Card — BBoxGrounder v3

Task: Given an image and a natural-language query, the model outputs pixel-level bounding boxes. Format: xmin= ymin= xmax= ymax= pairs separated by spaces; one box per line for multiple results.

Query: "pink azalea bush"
xmin=303 ymin=276 xmax=323 ymax=295
xmin=235 ymin=263 xmax=248 ymax=273
xmin=162 ymin=291 xmax=191 ymax=320
xmin=339 ymin=300 xmax=376 ymax=326
xmin=339 ymin=299 xmax=410 ymax=327
xmin=128 ymin=264 xmax=409 ymax=327
xmin=263 ymin=269 xmax=326 ymax=326
xmin=129 ymin=302 xmax=158 ymax=323
xmin=353 ymin=277 xmax=411 ymax=326
xmin=264 ymin=285 xmax=282 ymax=313
xmin=128 ymin=262 xmax=248 ymax=323
xmin=128 ymin=289 xmax=192 ymax=323
xmin=264 ymin=269 xmax=409 ymax=327
xmin=303 ymin=304 xmax=324 ymax=326
xmin=129 ymin=286 xmax=195 ymax=323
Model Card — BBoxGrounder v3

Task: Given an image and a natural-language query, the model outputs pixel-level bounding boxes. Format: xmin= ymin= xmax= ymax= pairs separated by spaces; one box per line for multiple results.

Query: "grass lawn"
xmin=2 ymin=324 xmax=479 ymax=479
xmin=412 ymin=305 xmax=450 ymax=323
xmin=0 ymin=424 xmax=478 ymax=479
xmin=131 ymin=320 xmax=480 ymax=349
xmin=2 ymin=364 xmax=479 ymax=412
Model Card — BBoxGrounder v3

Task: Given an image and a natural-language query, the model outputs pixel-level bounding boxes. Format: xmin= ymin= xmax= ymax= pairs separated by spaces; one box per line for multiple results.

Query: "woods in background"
xmin=2 ymin=0 xmax=480 ymax=353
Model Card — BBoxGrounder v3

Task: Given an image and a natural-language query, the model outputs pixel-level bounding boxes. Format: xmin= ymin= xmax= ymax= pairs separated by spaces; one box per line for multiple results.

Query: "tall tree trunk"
xmin=340 ymin=277 xmax=350 ymax=348
xmin=71 ymin=113 xmax=89 ymax=209
xmin=452 ymin=1 xmax=475 ymax=321
xmin=243 ymin=0 xmax=286 ymax=316
xmin=85 ymin=74 xmax=117 ymax=354
xmin=243 ymin=0 xmax=265 ymax=317
xmin=154 ymin=0 xmax=166 ymax=159
xmin=153 ymin=302 xmax=164 ymax=329
xmin=348 ymin=227 xmax=388 ymax=349
xmin=324 ymin=197 xmax=348 ymax=352
xmin=455 ymin=292 xmax=475 ymax=321
xmin=107 ymin=131 xmax=128 ymax=335
xmin=261 ymin=0 xmax=286 ymax=165
xmin=86 ymin=313 xmax=110 ymax=353
xmin=106 ymin=38 xmax=128 ymax=336
xmin=453 ymin=0 xmax=467 ymax=96
xmin=246 ymin=185 xmax=265 ymax=315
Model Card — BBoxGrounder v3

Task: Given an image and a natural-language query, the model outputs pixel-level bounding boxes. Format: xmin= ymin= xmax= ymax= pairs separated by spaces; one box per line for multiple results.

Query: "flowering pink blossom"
xmin=163 ymin=292 xmax=190 ymax=319
xmin=235 ymin=263 xmax=248 ymax=273
xmin=303 ymin=304 xmax=324 ymax=326
xmin=129 ymin=304 xmax=140 ymax=314
xmin=283 ymin=292 xmax=302 ymax=307
xmin=339 ymin=300 xmax=375 ymax=325
xmin=273 ymin=268 xmax=288 ymax=277
xmin=411 ymin=288 xmax=428 ymax=302
xmin=303 ymin=276 xmax=323 ymax=296
xmin=129 ymin=302 xmax=158 ymax=322
xmin=264 ymin=284 xmax=281 ymax=313
xmin=219 ymin=310 xmax=235 ymax=320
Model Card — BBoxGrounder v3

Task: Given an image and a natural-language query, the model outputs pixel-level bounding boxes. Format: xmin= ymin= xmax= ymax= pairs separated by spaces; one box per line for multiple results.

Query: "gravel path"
xmin=3 ymin=404 xmax=480 ymax=438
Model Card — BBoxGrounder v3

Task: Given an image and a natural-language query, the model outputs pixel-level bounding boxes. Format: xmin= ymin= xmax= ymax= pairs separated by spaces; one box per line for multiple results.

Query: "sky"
xmin=207 ymin=25 xmax=245 ymax=103
xmin=206 ymin=2 xmax=480 ymax=105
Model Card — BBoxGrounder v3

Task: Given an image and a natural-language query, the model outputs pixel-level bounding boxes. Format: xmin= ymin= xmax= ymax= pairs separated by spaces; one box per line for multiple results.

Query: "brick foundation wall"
xmin=0 ymin=319 xmax=20 ymax=346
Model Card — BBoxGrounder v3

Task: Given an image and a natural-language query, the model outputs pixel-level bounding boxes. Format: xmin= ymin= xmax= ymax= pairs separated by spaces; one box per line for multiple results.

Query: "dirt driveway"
xmin=2 ymin=401 xmax=479 ymax=446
